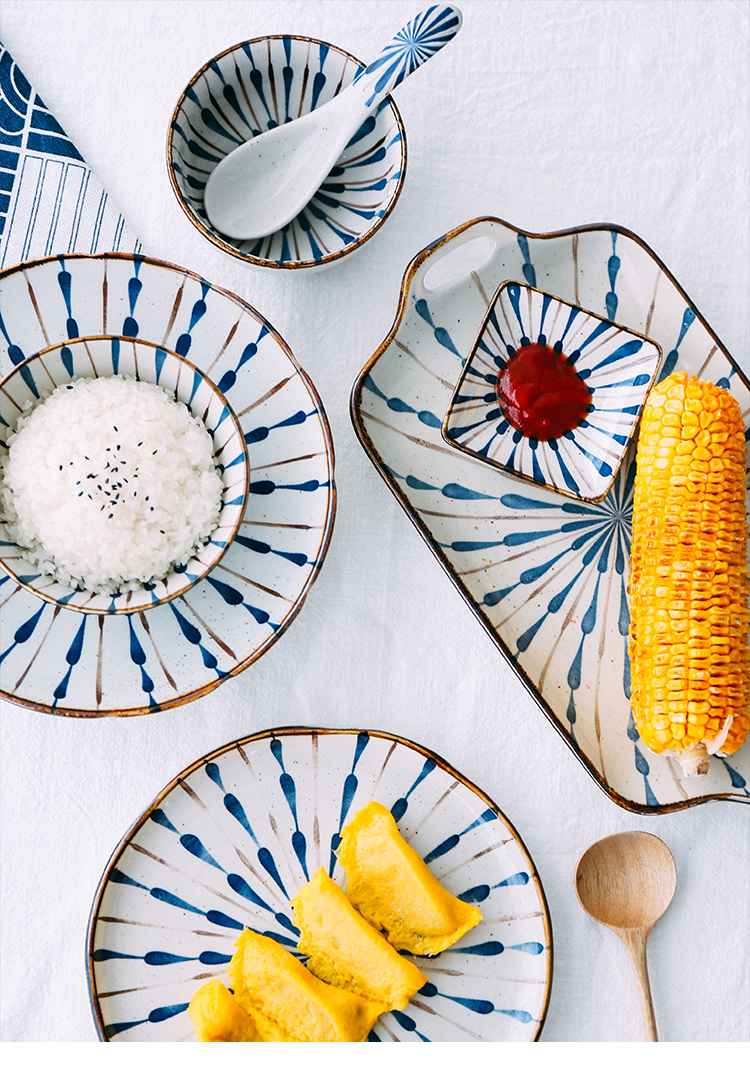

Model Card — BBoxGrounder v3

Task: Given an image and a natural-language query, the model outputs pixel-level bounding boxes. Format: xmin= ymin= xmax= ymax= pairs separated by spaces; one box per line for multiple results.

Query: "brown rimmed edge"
xmin=85 ymin=725 xmax=553 ymax=1042
xmin=441 ymin=278 xmax=664 ymax=505
xmin=349 ymin=215 xmax=750 ymax=816
xmin=0 ymin=335 xmax=251 ymax=614
xmin=0 ymin=251 xmax=336 ymax=717
xmin=165 ymin=36 xmax=408 ymax=271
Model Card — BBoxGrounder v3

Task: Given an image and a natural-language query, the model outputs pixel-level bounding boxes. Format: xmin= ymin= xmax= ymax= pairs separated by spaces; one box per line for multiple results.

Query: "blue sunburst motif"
xmin=352 ymin=217 xmax=750 ymax=810
xmin=88 ymin=730 xmax=551 ymax=1041
xmin=443 ymin=281 xmax=661 ymax=502
xmin=356 ymin=6 xmax=463 ymax=104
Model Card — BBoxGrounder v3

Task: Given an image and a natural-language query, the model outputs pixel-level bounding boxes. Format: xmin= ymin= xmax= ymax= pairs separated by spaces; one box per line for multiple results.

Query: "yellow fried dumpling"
xmin=291 ymin=866 xmax=427 ymax=1010
xmin=338 ymin=801 xmax=482 ymax=956
xmin=188 ymin=978 xmax=286 ymax=1041
xmin=228 ymin=928 xmax=385 ymax=1042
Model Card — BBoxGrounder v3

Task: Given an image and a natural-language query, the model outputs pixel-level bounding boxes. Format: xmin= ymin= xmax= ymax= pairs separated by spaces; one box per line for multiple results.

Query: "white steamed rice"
xmin=0 ymin=375 xmax=223 ymax=594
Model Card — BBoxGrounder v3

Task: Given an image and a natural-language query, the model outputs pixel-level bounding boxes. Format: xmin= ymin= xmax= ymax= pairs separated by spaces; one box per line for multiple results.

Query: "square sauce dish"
xmin=442 ymin=281 xmax=663 ymax=502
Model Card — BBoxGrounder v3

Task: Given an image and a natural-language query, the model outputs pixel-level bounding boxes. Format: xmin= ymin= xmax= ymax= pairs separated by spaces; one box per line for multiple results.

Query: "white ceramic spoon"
xmin=203 ymin=5 xmax=463 ymax=240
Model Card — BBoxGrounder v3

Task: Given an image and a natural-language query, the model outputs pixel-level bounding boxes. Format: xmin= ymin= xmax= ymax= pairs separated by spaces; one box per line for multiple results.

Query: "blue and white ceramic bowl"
xmin=87 ymin=728 xmax=552 ymax=1042
xmin=0 ymin=253 xmax=335 ymax=716
xmin=0 ymin=337 xmax=249 ymax=614
xmin=442 ymin=282 xmax=662 ymax=503
xmin=167 ymin=36 xmax=407 ymax=269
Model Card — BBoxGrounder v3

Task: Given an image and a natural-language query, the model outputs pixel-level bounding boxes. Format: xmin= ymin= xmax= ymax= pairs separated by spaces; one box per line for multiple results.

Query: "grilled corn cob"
xmin=628 ymin=371 xmax=749 ymax=776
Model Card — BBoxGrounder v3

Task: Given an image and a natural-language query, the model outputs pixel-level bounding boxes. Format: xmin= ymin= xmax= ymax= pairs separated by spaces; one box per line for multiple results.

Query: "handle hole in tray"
xmin=421 ymin=235 xmax=496 ymax=292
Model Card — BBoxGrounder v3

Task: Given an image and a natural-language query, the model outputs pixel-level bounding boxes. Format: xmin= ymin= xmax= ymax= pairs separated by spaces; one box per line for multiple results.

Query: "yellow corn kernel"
xmin=628 ymin=372 xmax=749 ymax=776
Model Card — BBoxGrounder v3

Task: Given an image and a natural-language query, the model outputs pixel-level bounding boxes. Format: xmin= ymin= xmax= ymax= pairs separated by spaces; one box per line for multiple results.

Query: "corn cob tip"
xmin=669 ymin=746 xmax=710 ymax=777
xmin=662 ymin=713 xmax=739 ymax=776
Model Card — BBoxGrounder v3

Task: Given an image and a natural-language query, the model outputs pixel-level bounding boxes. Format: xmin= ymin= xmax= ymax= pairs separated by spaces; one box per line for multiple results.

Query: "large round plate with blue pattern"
xmin=87 ymin=728 xmax=552 ymax=1041
xmin=0 ymin=253 xmax=335 ymax=715
xmin=351 ymin=218 xmax=750 ymax=813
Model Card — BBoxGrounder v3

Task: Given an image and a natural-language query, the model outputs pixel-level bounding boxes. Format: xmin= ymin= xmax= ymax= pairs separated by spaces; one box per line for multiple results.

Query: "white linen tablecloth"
xmin=0 ymin=0 xmax=748 ymax=1047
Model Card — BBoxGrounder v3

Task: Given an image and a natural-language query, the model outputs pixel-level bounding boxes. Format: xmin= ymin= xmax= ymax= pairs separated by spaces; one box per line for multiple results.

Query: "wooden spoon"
xmin=574 ymin=831 xmax=676 ymax=1041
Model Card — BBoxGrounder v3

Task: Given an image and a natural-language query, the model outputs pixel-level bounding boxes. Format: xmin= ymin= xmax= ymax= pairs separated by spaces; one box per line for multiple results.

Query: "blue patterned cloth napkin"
xmin=0 ymin=42 xmax=141 ymax=269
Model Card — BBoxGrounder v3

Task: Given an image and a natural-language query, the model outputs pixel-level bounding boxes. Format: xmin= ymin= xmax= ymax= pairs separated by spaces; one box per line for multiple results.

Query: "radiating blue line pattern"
xmin=169 ymin=36 xmax=407 ymax=267
xmin=0 ymin=336 xmax=249 ymax=614
xmin=0 ymin=253 xmax=335 ymax=715
xmin=352 ymin=218 xmax=750 ymax=812
xmin=353 ymin=6 xmax=462 ymax=106
xmin=0 ymin=42 xmax=141 ymax=267
xmin=443 ymin=280 xmax=662 ymax=502
xmin=88 ymin=730 xmax=551 ymax=1041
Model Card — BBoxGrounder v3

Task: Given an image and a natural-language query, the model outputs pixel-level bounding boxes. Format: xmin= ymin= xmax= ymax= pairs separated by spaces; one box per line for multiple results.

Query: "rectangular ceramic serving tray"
xmin=351 ymin=217 xmax=750 ymax=813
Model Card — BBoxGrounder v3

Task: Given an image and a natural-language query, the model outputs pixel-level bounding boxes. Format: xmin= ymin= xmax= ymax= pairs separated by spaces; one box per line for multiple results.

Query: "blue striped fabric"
xmin=0 ymin=42 xmax=141 ymax=269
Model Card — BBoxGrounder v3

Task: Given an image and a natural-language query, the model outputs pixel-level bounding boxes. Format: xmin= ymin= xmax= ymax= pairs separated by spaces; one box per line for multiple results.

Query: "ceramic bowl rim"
xmin=85 ymin=724 xmax=554 ymax=1042
xmin=0 ymin=250 xmax=337 ymax=717
xmin=166 ymin=34 xmax=408 ymax=270
xmin=0 ymin=334 xmax=250 ymax=614
xmin=441 ymin=278 xmax=665 ymax=504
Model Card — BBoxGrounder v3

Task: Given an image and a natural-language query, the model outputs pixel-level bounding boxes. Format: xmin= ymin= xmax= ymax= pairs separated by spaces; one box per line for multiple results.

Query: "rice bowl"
xmin=0 ymin=337 xmax=249 ymax=614
xmin=1 ymin=376 xmax=223 ymax=594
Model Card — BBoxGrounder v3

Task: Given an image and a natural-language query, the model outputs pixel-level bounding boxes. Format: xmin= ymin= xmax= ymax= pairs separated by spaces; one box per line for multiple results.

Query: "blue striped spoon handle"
xmin=352 ymin=5 xmax=463 ymax=108
xmin=203 ymin=6 xmax=462 ymax=239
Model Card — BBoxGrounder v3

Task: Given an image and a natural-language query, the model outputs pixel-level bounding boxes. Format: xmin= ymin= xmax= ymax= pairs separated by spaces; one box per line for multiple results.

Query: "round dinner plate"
xmin=87 ymin=728 xmax=552 ymax=1042
xmin=0 ymin=253 xmax=335 ymax=715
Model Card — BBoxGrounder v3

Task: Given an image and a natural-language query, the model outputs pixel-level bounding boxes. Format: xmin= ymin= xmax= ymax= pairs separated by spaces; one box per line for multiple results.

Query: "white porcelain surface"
xmin=352 ymin=217 xmax=750 ymax=813
xmin=88 ymin=728 xmax=552 ymax=1042
xmin=168 ymin=36 xmax=407 ymax=269
xmin=443 ymin=281 xmax=662 ymax=502
xmin=0 ymin=254 xmax=335 ymax=714
xmin=0 ymin=337 xmax=249 ymax=613
xmin=202 ymin=7 xmax=461 ymax=241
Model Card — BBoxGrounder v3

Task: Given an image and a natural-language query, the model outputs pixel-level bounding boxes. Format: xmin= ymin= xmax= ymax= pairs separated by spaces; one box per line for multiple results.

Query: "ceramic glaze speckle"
xmin=351 ymin=218 xmax=750 ymax=813
xmin=87 ymin=728 xmax=552 ymax=1042
xmin=0 ymin=253 xmax=335 ymax=715
xmin=168 ymin=36 xmax=407 ymax=269
xmin=443 ymin=281 xmax=662 ymax=502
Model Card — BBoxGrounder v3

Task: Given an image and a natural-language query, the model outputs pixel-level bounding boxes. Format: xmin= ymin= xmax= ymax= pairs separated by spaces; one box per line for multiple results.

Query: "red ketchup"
xmin=496 ymin=343 xmax=591 ymax=442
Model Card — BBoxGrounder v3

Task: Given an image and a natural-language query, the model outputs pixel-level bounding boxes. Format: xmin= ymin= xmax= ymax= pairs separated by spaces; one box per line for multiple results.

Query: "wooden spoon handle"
xmin=619 ymin=927 xmax=658 ymax=1041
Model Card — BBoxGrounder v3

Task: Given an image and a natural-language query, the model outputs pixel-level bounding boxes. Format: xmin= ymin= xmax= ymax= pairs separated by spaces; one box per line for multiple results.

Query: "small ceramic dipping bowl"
xmin=442 ymin=281 xmax=663 ymax=502
xmin=0 ymin=337 xmax=249 ymax=613
xmin=167 ymin=35 xmax=407 ymax=270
